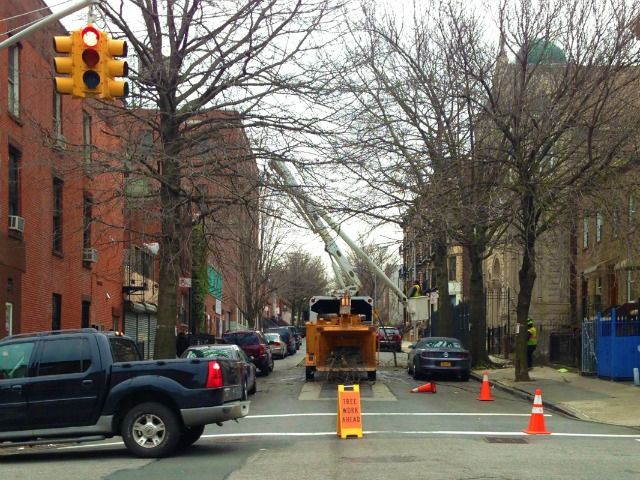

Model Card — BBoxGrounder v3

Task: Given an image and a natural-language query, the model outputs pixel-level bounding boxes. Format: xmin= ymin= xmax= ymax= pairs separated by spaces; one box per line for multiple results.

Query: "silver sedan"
xmin=265 ymin=332 xmax=287 ymax=359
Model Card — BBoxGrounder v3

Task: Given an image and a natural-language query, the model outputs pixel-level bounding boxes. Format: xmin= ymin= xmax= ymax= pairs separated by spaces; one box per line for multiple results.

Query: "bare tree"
xmin=91 ymin=0 xmax=337 ymax=358
xmin=452 ymin=0 xmax=640 ymax=380
xmin=302 ymin=1 xmax=509 ymax=365
xmin=271 ymin=249 xmax=329 ymax=326
xmin=236 ymin=183 xmax=288 ymax=329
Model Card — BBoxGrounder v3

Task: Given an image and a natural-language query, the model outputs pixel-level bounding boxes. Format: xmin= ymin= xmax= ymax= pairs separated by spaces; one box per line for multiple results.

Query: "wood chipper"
xmin=305 ymin=294 xmax=378 ymax=381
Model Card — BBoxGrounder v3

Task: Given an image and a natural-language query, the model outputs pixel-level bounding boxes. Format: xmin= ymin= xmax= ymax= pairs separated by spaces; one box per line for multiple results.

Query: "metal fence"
xmin=430 ymin=302 xmax=470 ymax=346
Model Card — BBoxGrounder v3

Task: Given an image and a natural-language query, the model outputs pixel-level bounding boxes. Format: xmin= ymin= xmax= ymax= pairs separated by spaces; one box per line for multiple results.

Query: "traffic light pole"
xmin=0 ymin=0 xmax=100 ymax=51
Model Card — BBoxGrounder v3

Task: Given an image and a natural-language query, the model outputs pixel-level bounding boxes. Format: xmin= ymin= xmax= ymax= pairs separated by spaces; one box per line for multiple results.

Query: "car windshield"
xmin=418 ymin=339 xmax=463 ymax=349
xmin=183 ymin=347 xmax=235 ymax=359
xmin=265 ymin=333 xmax=279 ymax=342
xmin=380 ymin=328 xmax=399 ymax=335
xmin=267 ymin=329 xmax=289 ymax=339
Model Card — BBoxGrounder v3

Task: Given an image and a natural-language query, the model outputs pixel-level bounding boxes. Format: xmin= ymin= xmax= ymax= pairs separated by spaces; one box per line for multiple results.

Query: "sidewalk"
xmin=473 ymin=363 xmax=640 ymax=428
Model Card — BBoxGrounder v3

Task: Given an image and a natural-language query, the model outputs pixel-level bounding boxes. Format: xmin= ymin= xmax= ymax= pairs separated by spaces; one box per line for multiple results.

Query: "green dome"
xmin=526 ymin=39 xmax=566 ymax=64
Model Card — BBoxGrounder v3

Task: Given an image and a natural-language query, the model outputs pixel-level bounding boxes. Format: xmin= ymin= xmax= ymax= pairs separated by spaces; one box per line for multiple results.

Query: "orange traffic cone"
xmin=477 ymin=371 xmax=494 ymax=401
xmin=410 ymin=382 xmax=437 ymax=393
xmin=523 ymin=388 xmax=550 ymax=435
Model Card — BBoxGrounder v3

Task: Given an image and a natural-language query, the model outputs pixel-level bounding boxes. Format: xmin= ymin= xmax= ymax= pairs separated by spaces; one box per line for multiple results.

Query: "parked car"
xmin=181 ymin=344 xmax=256 ymax=395
xmin=264 ymin=332 xmax=287 ymax=359
xmin=265 ymin=326 xmax=296 ymax=355
xmin=0 ymin=329 xmax=249 ymax=458
xmin=222 ymin=330 xmax=274 ymax=375
xmin=377 ymin=326 xmax=403 ymax=352
xmin=292 ymin=327 xmax=302 ymax=350
xmin=407 ymin=336 xmax=471 ymax=381
xmin=295 ymin=324 xmax=306 ymax=338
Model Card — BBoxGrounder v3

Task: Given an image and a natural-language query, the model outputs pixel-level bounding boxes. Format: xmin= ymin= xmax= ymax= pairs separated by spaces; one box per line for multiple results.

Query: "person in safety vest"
xmin=408 ymin=280 xmax=421 ymax=298
xmin=527 ymin=318 xmax=537 ymax=370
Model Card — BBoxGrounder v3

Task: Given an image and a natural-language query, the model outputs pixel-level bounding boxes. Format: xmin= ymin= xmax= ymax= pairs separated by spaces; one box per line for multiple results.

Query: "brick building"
xmin=0 ymin=1 xmax=258 ymax=351
xmin=0 ymin=0 xmax=124 ymax=337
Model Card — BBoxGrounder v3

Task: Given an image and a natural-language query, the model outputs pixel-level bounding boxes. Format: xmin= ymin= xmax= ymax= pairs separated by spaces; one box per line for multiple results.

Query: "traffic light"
xmin=77 ymin=24 xmax=103 ymax=97
xmin=53 ymin=33 xmax=76 ymax=96
xmin=52 ymin=24 xmax=128 ymax=101
xmin=103 ymin=37 xmax=129 ymax=100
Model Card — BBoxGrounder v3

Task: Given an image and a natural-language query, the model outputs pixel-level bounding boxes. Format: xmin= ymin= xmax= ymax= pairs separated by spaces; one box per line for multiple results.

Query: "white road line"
xmin=54 ymin=429 xmax=640 ymax=450
xmin=247 ymin=412 xmax=550 ymax=418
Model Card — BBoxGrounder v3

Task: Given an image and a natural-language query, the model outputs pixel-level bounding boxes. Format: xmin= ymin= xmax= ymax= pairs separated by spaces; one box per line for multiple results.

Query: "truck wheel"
xmin=177 ymin=425 xmax=205 ymax=449
xmin=367 ymin=371 xmax=376 ymax=381
xmin=121 ymin=402 xmax=181 ymax=458
xmin=305 ymin=366 xmax=315 ymax=381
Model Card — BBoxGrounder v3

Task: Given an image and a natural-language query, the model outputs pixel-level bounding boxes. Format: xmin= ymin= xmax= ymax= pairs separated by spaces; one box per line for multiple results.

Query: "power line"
xmin=0 ymin=0 xmax=75 ymax=24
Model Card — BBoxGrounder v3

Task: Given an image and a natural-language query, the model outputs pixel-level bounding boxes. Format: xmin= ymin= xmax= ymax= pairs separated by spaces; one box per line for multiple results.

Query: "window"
xmin=5 ymin=302 xmax=13 ymax=337
xmin=596 ymin=213 xmax=603 ymax=243
xmin=133 ymin=246 xmax=153 ymax=278
xmin=628 ymin=271 xmax=636 ymax=303
xmin=83 ymin=196 xmax=92 ymax=249
xmin=109 ymin=337 xmax=141 ymax=362
xmin=37 ymin=338 xmax=92 ymax=376
xmin=596 ymin=277 xmax=602 ymax=297
xmin=8 ymin=45 xmax=19 ymax=116
xmin=81 ymin=301 xmax=91 ymax=328
xmin=53 ymin=92 xmax=62 ymax=139
xmin=0 ymin=342 xmax=35 ymax=379
xmin=52 ymin=294 xmax=62 ymax=330
xmin=582 ymin=217 xmax=589 ymax=248
xmin=8 ymin=147 xmax=20 ymax=216
xmin=83 ymin=111 xmax=92 ymax=163
xmin=52 ymin=178 xmax=63 ymax=253
xmin=448 ymin=256 xmax=457 ymax=281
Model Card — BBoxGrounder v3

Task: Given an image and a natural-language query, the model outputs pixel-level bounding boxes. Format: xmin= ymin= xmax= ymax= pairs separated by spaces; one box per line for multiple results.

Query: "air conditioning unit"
xmin=8 ymin=215 xmax=25 ymax=233
xmin=83 ymin=247 xmax=98 ymax=263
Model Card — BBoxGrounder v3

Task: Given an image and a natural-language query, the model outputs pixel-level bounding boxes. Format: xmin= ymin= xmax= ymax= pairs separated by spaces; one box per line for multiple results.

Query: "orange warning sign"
xmin=337 ymin=384 xmax=363 ymax=439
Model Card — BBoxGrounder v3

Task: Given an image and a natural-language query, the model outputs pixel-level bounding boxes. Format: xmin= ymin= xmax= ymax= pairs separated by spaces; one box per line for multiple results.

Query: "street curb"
xmin=470 ymin=371 xmax=582 ymax=421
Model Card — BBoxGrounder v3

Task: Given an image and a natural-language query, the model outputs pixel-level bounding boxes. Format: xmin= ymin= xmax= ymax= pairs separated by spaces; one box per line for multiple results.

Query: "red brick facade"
xmin=0 ymin=2 xmax=257 ymax=343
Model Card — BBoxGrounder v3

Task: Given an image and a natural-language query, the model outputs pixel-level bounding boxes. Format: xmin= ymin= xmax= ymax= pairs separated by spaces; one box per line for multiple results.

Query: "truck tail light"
xmin=206 ymin=360 xmax=223 ymax=388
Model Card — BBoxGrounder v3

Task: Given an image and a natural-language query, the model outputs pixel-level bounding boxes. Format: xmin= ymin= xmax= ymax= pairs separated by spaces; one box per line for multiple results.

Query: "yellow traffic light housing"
xmin=53 ymin=34 xmax=76 ymax=96
xmin=77 ymin=24 xmax=103 ymax=96
xmin=103 ymin=38 xmax=129 ymax=99
xmin=53 ymin=25 xmax=128 ymax=101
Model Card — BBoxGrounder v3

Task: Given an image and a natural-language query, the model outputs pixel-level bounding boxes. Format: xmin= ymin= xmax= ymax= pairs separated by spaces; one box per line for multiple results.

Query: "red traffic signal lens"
xmin=83 ymin=71 xmax=101 ymax=89
xmin=82 ymin=48 xmax=100 ymax=68
xmin=81 ymin=25 xmax=100 ymax=47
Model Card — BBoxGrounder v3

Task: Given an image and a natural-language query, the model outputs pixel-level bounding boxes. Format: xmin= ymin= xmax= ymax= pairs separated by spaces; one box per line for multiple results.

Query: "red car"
xmin=378 ymin=326 xmax=402 ymax=352
xmin=222 ymin=330 xmax=274 ymax=375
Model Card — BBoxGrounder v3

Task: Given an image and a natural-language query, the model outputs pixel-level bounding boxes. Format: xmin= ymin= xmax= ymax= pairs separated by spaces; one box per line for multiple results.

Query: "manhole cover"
xmin=485 ymin=437 xmax=528 ymax=444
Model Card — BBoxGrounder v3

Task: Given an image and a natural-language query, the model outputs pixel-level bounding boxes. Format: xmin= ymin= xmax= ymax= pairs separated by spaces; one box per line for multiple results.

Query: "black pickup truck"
xmin=0 ymin=329 xmax=250 ymax=457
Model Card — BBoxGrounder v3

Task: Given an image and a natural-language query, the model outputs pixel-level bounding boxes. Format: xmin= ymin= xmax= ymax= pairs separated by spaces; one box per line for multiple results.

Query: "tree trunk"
xmin=515 ymin=196 xmax=537 ymax=381
xmin=468 ymin=244 xmax=489 ymax=367
xmin=155 ymin=192 xmax=182 ymax=359
xmin=154 ymin=133 xmax=183 ymax=359
xmin=434 ymin=238 xmax=452 ymax=337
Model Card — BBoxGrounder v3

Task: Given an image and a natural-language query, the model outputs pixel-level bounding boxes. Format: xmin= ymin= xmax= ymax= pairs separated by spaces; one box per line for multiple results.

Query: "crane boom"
xmin=270 ymin=160 xmax=407 ymax=304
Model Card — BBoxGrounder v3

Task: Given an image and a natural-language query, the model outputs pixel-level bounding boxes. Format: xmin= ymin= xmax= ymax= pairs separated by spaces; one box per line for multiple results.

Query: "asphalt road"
xmin=2 ymin=343 xmax=640 ymax=480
